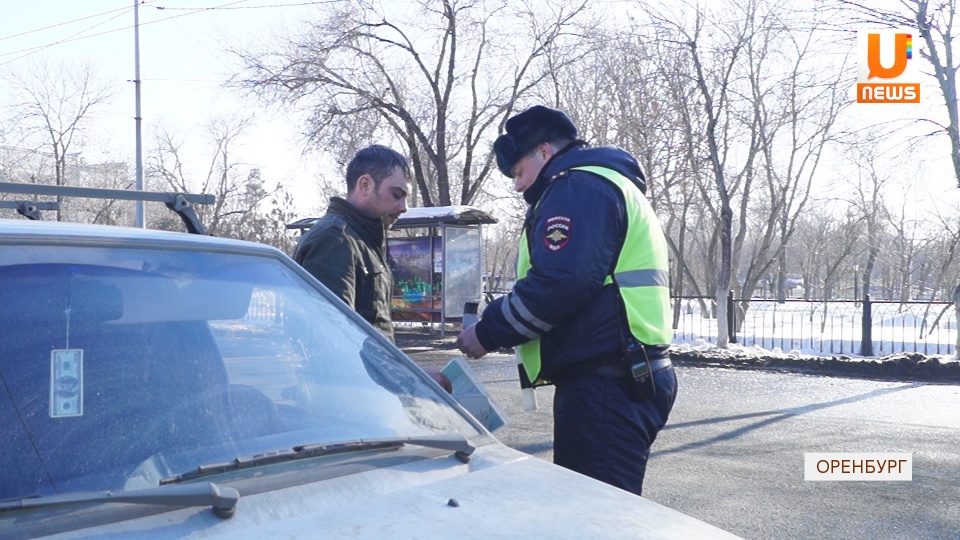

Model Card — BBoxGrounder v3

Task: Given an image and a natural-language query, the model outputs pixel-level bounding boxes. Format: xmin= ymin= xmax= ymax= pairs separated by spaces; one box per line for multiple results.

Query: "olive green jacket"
xmin=293 ymin=197 xmax=394 ymax=342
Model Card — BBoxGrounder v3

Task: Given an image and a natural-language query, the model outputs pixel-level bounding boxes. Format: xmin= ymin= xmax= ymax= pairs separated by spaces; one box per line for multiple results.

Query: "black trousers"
xmin=552 ymin=363 xmax=678 ymax=496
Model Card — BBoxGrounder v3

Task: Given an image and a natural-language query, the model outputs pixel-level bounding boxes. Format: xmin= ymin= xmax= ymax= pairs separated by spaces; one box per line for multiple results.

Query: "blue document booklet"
xmin=442 ymin=356 xmax=509 ymax=432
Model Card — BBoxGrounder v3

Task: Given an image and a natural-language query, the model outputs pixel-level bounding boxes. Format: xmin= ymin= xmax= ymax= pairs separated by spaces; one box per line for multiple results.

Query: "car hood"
xmin=46 ymin=443 xmax=739 ymax=539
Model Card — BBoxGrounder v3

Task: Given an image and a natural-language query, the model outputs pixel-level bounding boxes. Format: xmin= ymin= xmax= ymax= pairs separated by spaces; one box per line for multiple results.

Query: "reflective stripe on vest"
xmin=515 ymin=165 xmax=673 ymax=386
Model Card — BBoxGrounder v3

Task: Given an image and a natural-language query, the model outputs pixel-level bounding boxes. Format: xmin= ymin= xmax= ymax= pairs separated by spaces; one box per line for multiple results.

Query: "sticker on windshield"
xmin=50 ymin=349 xmax=83 ymax=418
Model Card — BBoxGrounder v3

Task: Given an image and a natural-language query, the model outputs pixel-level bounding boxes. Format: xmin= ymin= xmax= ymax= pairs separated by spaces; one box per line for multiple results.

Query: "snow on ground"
xmin=671 ymin=338 xmax=959 ymax=364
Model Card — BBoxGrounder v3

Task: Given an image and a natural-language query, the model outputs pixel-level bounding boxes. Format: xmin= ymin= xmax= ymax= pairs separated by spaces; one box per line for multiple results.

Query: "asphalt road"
xmin=404 ymin=344 xmax=960 ymax=540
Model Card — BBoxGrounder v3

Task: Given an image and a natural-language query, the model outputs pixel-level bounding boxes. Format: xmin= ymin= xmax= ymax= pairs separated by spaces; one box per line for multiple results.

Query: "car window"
xmin=0 ymin=245 xmax=478 ymax=501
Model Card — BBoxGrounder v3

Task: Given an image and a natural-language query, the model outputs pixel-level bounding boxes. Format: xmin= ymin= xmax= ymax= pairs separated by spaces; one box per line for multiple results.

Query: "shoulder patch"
xmin=544 ymin=215 xmax=572 ymax=251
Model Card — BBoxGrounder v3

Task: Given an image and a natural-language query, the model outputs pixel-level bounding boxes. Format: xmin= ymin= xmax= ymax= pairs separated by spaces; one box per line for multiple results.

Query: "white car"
xmin=0 ymin=219 xmax=737 ymax=539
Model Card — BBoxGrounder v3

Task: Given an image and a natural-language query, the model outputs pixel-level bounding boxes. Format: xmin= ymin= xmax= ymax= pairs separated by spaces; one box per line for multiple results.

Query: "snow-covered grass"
xmin=674 ymin=297 xmax=958 ymax=360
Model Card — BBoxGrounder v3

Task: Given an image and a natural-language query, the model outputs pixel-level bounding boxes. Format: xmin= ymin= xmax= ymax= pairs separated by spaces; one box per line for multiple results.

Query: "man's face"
xmin=358 ymin=167 xmax=411 ymax=226
xmin=511 ymin=145 xmax=549 ymax=193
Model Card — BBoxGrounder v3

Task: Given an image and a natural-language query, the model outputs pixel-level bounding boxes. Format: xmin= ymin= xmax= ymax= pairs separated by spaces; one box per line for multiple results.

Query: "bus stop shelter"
xmin=287 ymin=205 xmax=497 ymax=334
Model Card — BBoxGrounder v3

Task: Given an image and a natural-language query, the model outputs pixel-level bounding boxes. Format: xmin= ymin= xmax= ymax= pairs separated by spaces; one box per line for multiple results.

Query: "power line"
xmin=0 ymin=1 xmax=162 ymax=43
xmin=0 ymin=7 xmax=136 ymax=66
xmin=0 ymin=5 xmax=129 ymax=43
xmin=142 ymin=77 xmax=226 ymax=82
xmin=0 ymin=0 xmax=249 ymax=67
xmin=0 ymin=0 xmax=338 ymax=67
xmin=151 ymin=1 xmax=339 ymax=10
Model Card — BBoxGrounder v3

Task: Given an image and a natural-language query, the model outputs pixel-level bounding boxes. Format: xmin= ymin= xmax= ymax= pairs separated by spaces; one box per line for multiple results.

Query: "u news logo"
xmin=857 ymin=30 xmax=921 ymax=104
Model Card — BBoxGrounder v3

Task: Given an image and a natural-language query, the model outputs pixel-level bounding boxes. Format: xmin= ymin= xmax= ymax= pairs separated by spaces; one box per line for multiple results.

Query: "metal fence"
xmin=674 ymin=295 xmax=958 ymax=357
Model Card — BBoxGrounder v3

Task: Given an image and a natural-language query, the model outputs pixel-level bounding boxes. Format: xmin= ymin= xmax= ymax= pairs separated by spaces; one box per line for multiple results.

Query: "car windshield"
xmin=0 ymin=241 xmax=479 ymax=501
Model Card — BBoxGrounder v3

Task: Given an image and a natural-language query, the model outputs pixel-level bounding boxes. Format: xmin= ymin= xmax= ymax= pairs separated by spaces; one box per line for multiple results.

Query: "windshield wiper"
xmin=295 ymin=434 xmax=475 ymax=463
xmin=163 ymin=433 xmax=476 ymax=485
xmin=0 ymin=481 xmax=239 ymax=519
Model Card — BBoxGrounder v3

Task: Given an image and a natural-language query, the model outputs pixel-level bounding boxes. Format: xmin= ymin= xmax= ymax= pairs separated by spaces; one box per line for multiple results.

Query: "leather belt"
xmin=593 ymin=358 xmax=672 ymax=378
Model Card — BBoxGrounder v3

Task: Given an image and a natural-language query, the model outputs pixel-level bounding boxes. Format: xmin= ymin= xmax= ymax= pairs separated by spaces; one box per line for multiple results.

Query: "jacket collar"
xmin=522 ymin=140 xmax=587 ymax=206
xmin=327 ymin=196 xmax=386 ymax=246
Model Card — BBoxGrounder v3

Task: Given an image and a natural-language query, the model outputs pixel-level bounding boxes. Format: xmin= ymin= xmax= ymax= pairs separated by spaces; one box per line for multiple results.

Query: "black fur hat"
xmin=494 ymin=105 xmax=578 ymax=177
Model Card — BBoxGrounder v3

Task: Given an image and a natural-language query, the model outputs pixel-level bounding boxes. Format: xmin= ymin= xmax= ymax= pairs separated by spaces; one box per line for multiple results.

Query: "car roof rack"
xmin=0 ymin=182 xmax=215 ymax=235
xmin=0 ymin=200 xmax=60 ymax=221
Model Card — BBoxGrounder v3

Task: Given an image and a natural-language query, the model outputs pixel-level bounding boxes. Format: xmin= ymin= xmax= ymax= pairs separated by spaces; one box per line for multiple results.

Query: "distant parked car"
xmin=0 ymin=219 xmax=737 ymax=539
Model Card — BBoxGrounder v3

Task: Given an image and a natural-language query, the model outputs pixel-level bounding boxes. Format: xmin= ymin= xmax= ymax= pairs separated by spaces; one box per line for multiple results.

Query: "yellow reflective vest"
xmin=516 ymin=165 xmax=673 ymax=386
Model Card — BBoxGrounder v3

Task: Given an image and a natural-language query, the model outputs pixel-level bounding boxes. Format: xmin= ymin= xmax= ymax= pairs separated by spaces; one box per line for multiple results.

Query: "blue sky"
xmin=0 ymin=1 xmax=329 ymax=214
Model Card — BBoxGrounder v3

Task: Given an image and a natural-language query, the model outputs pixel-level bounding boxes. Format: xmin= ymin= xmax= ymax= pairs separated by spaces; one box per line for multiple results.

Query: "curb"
xmin=670 ymin=351 xmax=960 ymax=384
xmin=396 ymin=332 xmax=960 ymax=385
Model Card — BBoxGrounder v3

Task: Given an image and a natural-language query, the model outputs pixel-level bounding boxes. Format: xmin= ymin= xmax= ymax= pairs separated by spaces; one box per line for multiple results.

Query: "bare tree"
xmin=75 ymin=161 xmax=134 ymax=226
xmin=644 ymin=27 xmax=720 ymax=316
xmin=145 ymin=116 xmax=276 ymax=238
xmin=4 ymin=57 xmax=115 ymax=221
xmin=482 ymin=210 xmax=523 ymax=293
xmin=231 ymin=0 xmax=591 ymax=207
xmin=886 ymin=201 xmax=930 ymax=303
xmin=793 ymin=204 xmax=864 ymax=300
xmin=925 ymin=199 xmax=960 ymax=300
xmin=543 ymin=24 xmax=715 ymax=324
xmin=648 ymin=0 xmax=766 ymax=347
xmin=738 ymin=13 xmax=852 ymax=306
xmin=844 ymin=134 xmax=894 ymax=300
xmin=641 ymin=0 xmax=854 ymax=344
xmin=835 ymin=0 xmax=960 ymax=188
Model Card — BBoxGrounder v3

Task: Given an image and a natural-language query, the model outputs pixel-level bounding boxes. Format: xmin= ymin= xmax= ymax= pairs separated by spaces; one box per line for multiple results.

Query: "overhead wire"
xmin=0 ymin=4 xmax=133 ymax=43
xmin=0 ymin=0 xmax=252 ymax=67
xmin=0 ymin=0 xmax=348 ymax=69
xmin=151 ymin=1 xmax=339 ymax=10
xmin=0 ymin=0 xmax=334 ymax=54
xmin=0 ymin=7 xmax=136 ymax=64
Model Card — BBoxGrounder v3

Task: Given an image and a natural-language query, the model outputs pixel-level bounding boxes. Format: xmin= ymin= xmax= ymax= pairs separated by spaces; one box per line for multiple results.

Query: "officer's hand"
xmin=456 ymin=323 xmax=489 ymax=359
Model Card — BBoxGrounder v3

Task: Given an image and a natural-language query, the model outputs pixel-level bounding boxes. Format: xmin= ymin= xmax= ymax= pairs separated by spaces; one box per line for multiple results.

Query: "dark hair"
xmin=346 ymin=145 xmax=410 ymax=192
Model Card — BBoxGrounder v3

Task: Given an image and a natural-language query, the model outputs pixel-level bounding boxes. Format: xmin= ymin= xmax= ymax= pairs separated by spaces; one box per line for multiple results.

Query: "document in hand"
xmin=442 ymin=355 xmax=509 ymax=432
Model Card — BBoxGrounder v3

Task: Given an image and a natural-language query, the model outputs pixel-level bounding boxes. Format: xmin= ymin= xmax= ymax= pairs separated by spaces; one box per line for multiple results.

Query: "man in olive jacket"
xmin=294 ymin=145 xmax=411 ymax=342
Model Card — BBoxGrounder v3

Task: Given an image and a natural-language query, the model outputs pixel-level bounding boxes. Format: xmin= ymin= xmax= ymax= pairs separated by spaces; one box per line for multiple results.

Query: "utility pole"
xmin=134 ymin=0 xmax=145 ymax=227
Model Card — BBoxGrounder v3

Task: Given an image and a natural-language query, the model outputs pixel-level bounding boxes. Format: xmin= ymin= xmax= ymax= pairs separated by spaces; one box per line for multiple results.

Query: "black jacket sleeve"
xmin=294 ymin=224 xmax=358 ymax=309
xmin=475 ymin=173 xmax=626 ymax=352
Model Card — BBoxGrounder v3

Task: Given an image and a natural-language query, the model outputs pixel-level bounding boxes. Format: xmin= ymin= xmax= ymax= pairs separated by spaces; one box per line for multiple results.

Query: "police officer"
xmin=456 ymin=105 xmax=677 ymax=496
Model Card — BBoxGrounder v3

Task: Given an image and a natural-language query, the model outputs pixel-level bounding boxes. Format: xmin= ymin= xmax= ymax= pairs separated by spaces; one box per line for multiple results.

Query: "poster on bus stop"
xmin=388 ymin=237 xmax=441 ymax=319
